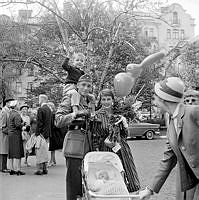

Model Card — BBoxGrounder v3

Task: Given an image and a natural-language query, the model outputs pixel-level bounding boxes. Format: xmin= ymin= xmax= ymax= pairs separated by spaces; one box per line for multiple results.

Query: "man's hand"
xmin=74 ymin=110 xmax=90 ymax=119
xmin=139 ymin=188 xmax=152 ymax=200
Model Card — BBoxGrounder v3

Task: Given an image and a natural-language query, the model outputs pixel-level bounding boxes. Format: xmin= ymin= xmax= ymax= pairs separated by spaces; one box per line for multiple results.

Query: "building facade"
xmin=135 ymin=3 xmax=195 ymax=51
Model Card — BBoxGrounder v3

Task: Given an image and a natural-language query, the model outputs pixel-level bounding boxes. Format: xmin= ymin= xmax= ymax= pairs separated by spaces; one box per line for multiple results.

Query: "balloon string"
xmin=134 ymin=84 xmax=145 ymax=101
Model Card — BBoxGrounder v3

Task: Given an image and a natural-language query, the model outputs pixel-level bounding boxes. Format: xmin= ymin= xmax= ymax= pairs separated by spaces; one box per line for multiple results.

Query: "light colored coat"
xmin=0 ymin=106 xmax=10 ymax=154
xmin=150 ymin=104 xmax=199 ymax=199
xmin=35 ymin=135 xmax=48 ymax=164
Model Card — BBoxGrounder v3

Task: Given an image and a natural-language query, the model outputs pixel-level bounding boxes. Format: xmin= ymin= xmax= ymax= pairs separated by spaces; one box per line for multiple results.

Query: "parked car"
xmin=127 ymin=122 xmax=160 ymax=140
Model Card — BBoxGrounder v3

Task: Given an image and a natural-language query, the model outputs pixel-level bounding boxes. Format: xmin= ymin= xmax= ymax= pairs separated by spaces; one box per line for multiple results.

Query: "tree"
xmin=180 ymin=43 xmax=199 ymax=89
xmin=0 ymin=0 xmax=166 ymax=117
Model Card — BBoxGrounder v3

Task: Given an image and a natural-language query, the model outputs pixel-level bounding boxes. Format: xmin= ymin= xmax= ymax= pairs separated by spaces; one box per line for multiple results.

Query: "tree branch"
xmin=0 ymin=58 xmax=65 ymax=83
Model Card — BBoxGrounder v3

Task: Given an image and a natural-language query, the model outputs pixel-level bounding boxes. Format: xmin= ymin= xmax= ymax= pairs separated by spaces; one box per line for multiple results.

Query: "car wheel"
xmin=145 ymin=130 xmax=154 ymax=140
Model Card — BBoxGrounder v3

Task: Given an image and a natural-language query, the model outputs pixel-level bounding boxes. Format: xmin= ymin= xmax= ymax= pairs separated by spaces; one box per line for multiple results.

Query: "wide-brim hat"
xmin=184 ymin=89 xmax=199 ymax=97
xmin=9 ymin=100 xmax=18 ymax=108
xmin=154 ymin=77 xmax=184 ymax=103
xmin=4 ymin=97 xmax=15 ymax=103
xmin=20 ymin=104 xmax=29 ymax=110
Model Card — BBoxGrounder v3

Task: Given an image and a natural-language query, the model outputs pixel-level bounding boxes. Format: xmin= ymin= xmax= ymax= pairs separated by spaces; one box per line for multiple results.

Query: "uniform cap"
xmin=78 ymin=74 xmax=92 ymax=83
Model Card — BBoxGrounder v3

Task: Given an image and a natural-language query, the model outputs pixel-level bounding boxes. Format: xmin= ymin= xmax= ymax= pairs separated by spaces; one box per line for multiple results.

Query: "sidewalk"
xmin=0 ymin=151 xmax=66 ymax=200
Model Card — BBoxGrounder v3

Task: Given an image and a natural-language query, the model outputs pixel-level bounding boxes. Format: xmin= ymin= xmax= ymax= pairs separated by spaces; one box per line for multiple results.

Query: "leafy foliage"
xmin=180 ymin=43 xmax=199 ymax=89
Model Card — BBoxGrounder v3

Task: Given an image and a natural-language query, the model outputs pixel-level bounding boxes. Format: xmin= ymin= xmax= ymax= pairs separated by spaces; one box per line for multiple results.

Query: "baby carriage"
xmin=82 ymin=151 xmax=139 ymax=199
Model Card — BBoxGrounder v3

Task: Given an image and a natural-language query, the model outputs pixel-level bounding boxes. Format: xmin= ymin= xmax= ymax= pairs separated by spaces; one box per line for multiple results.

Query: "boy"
xmin=62 ymin=52 xmax=95 ymax=117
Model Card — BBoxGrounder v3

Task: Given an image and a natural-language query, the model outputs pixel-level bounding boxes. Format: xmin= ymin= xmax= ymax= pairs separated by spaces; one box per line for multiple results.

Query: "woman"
xmin=48 ymin=102 xmax=67 ymax=167
xmin=95 ymin=88 xmax=140 ymax=192
xmin=55 ymin=74 xmax=94 ymax=200
xmin=8 ymin=100 xmax=25 ymax=175
xmin=20 ymin=104 xmax=31 ymax=166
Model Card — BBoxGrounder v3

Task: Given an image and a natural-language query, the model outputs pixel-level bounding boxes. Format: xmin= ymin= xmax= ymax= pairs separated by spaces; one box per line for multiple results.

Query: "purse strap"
xmin=84 ymin=117 xmax=92 ymax=151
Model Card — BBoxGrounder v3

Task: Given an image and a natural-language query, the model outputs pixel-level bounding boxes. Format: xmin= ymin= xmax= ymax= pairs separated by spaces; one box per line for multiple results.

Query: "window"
xmin=180 ymin=29 xmax=185 ymax=40
xmin=144 ymin=28 xmax=148 ymax=38
xmin=173 ymin=12 xmax=178 ymax=24
xmin=16 ymin=82 xmax=22 ymax=94
xmin=27 ymin=82 xmax=33 ymax=92
xmin=16 ymin=68 xmax=22 ymax=75
xmin=149 ymin=28 xmax=154 ymax=37
xmin=167 ymin=29 xmax=171 ymax=39
xmin=173 ymin=29 xmax=179 ymax=39
xmin=28 ymin=66 xmax=34 ymax=76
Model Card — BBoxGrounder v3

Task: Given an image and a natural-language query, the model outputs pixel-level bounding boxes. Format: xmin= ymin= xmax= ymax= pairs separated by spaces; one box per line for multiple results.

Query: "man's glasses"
xmin=184 ymin=98 xmax=197 ymax=104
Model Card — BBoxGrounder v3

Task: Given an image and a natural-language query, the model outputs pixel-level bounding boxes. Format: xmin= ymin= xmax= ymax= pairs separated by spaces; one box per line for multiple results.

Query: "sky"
xmin=0 ymin=0 xmax=198 ymax=35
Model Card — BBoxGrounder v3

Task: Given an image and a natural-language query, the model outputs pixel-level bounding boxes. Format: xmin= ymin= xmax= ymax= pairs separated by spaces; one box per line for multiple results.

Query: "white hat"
xmin=9 ymin=100 xmax=18 ymax=108
xmin=154 ymin=77 xmax=184 ymax=102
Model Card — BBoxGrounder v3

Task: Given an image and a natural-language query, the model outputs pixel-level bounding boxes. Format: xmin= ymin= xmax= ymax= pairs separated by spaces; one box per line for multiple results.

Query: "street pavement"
xmin=0 ymin=150 xmax=66 ymax=200
xmin=0 ymin=137 xmax=176 ymax=200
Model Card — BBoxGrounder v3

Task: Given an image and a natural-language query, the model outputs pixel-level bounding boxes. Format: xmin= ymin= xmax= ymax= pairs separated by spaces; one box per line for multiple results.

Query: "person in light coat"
xmin=0 ymin=98 xmax=13 ymax=173
xmin=139 ymin=77 xmax=199 ymax=200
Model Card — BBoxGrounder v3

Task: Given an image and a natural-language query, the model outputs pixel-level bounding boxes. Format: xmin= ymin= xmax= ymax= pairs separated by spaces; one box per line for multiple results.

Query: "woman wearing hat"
xmin=8 ymin=100 xmax=25 ymax=175
xmin=20 ymin=104 xmax=31 ymax=167
xmin=95 ymin=88 xmax=140 ymax=193
xmin=55 ymin=74 xmax=94 ymax=200
xmin=139 ymin=77 xmax=199 ymax=200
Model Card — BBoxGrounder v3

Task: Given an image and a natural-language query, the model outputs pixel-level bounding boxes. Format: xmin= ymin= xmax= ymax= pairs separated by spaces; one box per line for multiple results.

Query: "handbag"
xmin=62 ymin=129 xmax=90 ymax=159
xmin=104 ymin=134 xmax=116 ymax=149
xmin=104 ymin=118 xmax=121 ymax=149
xmin=22 ymin=131 xmax=30 ymax=141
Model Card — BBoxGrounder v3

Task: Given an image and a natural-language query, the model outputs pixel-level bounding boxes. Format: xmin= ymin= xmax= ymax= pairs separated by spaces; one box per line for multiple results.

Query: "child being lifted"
xmin=61 ymin=50 xmax=95 ymax=118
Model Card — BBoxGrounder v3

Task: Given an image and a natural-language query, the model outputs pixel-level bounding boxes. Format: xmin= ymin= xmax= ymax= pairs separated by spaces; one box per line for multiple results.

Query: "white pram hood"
xmin=84 ymin=151 xmax=124 ymax=173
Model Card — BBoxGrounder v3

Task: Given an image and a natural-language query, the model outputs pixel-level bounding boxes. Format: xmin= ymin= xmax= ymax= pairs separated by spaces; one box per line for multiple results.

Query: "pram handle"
xmin=88 ymin=190 xmax=140 ymax=199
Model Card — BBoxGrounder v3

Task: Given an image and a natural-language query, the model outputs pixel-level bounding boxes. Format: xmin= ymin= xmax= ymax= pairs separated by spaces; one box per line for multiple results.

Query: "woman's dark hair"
xmin=96 ymin=88 xmax=115 ymax=110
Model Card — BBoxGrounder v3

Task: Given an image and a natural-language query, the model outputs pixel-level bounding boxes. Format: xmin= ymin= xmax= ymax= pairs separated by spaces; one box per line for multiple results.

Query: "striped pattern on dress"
xmin=95 ymin=109 xmax=141 ymax=192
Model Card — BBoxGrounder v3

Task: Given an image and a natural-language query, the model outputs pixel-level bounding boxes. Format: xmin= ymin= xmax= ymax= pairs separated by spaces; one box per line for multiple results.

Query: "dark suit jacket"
xmin=150 ymin=104 xmax=199 ymax=193
xmin=36 ymin=104 xmax=52 ymax=139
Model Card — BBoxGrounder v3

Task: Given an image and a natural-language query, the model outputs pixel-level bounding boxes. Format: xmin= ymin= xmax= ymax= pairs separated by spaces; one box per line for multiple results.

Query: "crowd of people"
xmin=0 ymin=95 xmax=67 ymax=176
xmin=0 ymin=51 xmax=199 ymax=200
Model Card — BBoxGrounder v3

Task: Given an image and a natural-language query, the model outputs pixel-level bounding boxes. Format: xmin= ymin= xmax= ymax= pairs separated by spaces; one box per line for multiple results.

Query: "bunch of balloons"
xmin=114 ymin=51 xmax=165 ymax=97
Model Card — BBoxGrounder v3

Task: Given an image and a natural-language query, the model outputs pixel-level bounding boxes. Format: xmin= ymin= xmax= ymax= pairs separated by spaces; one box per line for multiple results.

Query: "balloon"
xmin=126 ymin=63 xmax=142 ymax=78
xmin=114 ymin=72 xmax=135 ymax=97
xmin=140 ymin=51 xmax=165 ymax=68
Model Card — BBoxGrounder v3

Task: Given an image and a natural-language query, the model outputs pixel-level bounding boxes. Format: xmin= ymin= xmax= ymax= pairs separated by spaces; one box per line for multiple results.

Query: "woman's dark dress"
xmin=8 ymin=109 xmax=24 ymax=159
xmin=49 ymin=114 xmax=67 ymax=151
xmin=95 ymin=108 xmax=140 ymax=192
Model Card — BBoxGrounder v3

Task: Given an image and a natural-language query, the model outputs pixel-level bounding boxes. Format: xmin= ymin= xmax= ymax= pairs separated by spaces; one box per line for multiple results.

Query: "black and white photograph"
xmin=0 ymin=0 xmax=199 ymax=200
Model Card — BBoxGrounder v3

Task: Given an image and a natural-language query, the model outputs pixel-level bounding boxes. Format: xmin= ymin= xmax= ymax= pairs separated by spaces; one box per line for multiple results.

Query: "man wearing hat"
xmin=0 ymin=97 xmax=14 ymax=173
xmin=55 ymin=74 xmax=94 ymax=200
xmin=139 ymin=77 xmax=199 ymax=200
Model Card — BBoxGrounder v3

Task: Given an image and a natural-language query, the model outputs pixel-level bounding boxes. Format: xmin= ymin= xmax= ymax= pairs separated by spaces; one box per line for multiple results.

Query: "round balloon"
xmin=114 ymin=72 xmax=135 ymax=97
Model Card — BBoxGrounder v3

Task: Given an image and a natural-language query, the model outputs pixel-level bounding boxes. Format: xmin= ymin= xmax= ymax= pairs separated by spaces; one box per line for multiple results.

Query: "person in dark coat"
xmin=35 ymin=94 xmax=52 ymax=175
xmin=48 ymin=102 xmax=67 ymax=167
xmin=8 ymin=100 xmax=25 ymax=175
